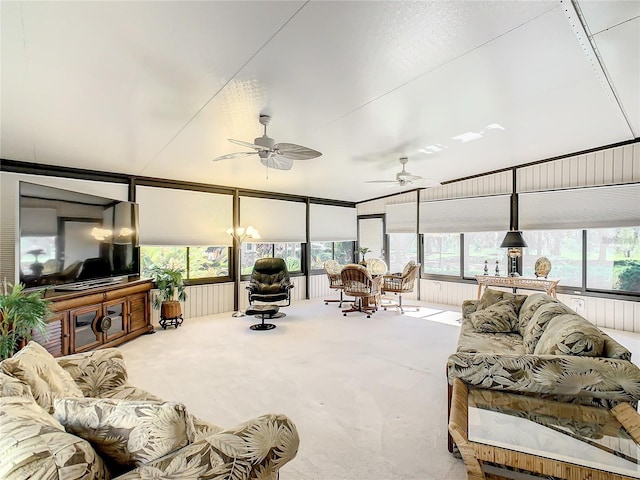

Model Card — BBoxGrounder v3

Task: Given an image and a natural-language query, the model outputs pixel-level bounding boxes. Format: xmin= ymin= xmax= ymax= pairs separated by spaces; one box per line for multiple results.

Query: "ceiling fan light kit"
xmin=213 ymin=114 xmax=322 ymax=171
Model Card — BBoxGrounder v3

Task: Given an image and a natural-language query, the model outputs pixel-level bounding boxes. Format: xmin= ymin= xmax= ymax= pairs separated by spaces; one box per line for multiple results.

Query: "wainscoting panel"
xmin=308 ymin=273 xmax=332 ymax=299
xmin=517 ymin=142 xmax=639 ymax=191
xmin=418 ymin=279 xmax=639 ymax=333
xmin=150 ymin=282 xmax=234 ymax=324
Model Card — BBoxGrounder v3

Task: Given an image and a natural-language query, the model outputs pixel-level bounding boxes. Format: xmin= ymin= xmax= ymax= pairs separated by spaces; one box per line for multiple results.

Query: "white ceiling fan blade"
xmin=365 ymin=180 xmax=397 ymax=184
xmin=260 ymin=155 xmax=294 ymax=171
xmin=212 ymin=151 xmax=256 ymax=161
xmin=228 ymin=138 xmax=268 ymax=151
xmin=274 ymin=143 xmax=322 ymax=160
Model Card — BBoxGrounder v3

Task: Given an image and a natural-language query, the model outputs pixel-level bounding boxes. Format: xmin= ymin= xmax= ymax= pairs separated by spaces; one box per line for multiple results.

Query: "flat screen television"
xmin=19 ymin=181 xmax=139 ymax=290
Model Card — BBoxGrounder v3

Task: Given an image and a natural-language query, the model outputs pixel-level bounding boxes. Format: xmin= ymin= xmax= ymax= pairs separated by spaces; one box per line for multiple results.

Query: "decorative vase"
xmin=534 ymin=257 xmax=552 ymax=278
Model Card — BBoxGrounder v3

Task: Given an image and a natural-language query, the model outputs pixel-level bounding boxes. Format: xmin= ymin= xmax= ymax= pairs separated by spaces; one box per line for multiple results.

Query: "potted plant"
xmin=150 ymin=267 xmax=188 ymax=327
xmin=0 ymin=282 xmax=51 ymax=360
xmin=357 ymin=247 xmax=370 ymax=265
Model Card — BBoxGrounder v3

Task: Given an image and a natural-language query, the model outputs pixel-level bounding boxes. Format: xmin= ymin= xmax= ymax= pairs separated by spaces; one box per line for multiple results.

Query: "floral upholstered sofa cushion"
xmin=449 ymin=291 xmax=640 ymax=409
xmin=54 ymin=397 xmax=196 ymax=474
xmin=0 ymin=344 xmax=300 ymax=480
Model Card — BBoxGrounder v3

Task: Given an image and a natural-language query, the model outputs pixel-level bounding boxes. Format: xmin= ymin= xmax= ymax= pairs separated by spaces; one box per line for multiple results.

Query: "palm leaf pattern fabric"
xmin=449 ymin=292 xmax=640 ymax=409
xmin=53 ymin=398 xmax=196 ymax=473
xmin=0 ymin=396 xmax=110 ymax=480
xmin=1 ymin=341 xmax=83 ymax=413
xmin=0 ymin=346 xmax=299 ymax=480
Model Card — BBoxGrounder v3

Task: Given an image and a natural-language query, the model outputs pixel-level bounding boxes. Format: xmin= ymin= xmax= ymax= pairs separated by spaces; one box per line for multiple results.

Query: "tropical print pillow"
xmin=54 ymin=397 xmax=196 ymax=474
xmin=469 ymin=298 xmax=518 ymax=333
xmin=0 ymin=341 xmax=83 ymax=413
xmin=534 ymin=314 xmax=605 ymax=357
xmin=477 ymin=289 xmax=527 ymax=315
xmin=0 ymin=396 xmax=109 ymax=480
xmin=517 ymin=293 xmax=559 ymax=336
xmin=522 ymin=302 xmax=574 ymax=353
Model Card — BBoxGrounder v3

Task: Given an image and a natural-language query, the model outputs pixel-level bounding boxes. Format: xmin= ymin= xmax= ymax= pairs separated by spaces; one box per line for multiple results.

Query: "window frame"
xmin=240 ymin=242 xmax=306 ymax=279
xmin=140 ymin=245 xmax=232 ymax=285
xmin=308 ymin=240 xmax=356 ymax=274
xmin=419 ymin=229 xmax=640 ymax=300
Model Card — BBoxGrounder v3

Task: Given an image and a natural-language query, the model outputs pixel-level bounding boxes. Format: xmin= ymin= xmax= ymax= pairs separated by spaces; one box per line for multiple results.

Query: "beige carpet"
xmin=118 ymin=297 xmax=468 ymax=479
xmin=116 ymin=298 xmax=640 ymax=479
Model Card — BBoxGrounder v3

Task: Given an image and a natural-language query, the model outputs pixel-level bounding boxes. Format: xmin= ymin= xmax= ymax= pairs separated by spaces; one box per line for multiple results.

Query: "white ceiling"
xmin=1 ymin=1 xmax=638 ymax=203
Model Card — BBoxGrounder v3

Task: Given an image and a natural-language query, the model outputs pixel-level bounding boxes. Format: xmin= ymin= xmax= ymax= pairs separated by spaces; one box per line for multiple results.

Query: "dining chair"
xmin=340 ymin=264 xmax=381 ymax=318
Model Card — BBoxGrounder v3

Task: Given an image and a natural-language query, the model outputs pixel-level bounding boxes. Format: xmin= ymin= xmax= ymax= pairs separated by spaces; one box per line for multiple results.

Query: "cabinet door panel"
xmin=103 ymin=299 xmax=126 ymax=340
xmin=33 ymin=312 xmax=69 ymax=357
xmin=129 ymin=293 xmax=148 ymax=332
xmin=71 ymin=305 xmax=102 ymax=352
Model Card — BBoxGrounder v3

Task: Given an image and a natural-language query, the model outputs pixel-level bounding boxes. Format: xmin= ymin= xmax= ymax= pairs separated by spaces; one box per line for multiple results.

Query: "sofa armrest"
xmin=461 ymin=300 xmax=480 ymax=320
xmin=447 ymin=352 xmax=640 ymax=408
xmin=56 ymin=348 xmax=128 ymax=398
xmin=114 ymin=413 xmax=299 ymax=480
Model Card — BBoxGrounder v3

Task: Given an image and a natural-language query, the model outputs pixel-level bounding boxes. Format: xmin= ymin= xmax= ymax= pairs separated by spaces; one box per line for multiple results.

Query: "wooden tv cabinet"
xmin=33 ymin=278 xmax=153 ymax=357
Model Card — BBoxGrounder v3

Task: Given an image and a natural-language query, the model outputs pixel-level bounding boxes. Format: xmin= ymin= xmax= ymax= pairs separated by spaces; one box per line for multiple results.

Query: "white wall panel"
xmin=357 ymin=198 xmax=386 ymax=215
xmin=418 ymin=280 xmax=640 ymax=333
xmin=517 ymin=143 xmax=640 ymax=192
xmin=308 ymin=272 xmax=332 ymax=299
xmin=150 ymin=282 xmax=234 ymax=325
xmin=421 ymin=170 xmax=512 ymax=201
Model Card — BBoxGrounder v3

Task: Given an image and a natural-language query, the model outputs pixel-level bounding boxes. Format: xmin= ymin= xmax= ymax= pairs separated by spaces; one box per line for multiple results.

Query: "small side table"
xmin=246 ymin=305 xmax=279 ymax=331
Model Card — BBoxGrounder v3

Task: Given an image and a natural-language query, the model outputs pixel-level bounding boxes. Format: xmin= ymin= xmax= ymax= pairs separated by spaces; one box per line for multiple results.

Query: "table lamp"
xmin=500 ymin=231 xmax=527 ymax=277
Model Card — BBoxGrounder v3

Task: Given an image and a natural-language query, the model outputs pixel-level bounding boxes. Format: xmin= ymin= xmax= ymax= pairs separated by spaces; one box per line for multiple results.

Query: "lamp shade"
xmin=500 ymin=231 xmax=528 ymax=248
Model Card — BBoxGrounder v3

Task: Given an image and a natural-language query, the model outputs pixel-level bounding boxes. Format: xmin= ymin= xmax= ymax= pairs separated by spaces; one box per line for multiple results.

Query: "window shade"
xmin=419 ymin=195 xmax=510 ymax=233
xmin=20 ymin=208 xmax=58 ymax=236
xmin=309 ymin=204 xmax=357 ymax=241
xmin=240 ymin=197 xmax=306 ymax=242
xmin=519 ymin=184 xmax=640 ymax=230
xmin=386 ymin=203 xmax=417 ymax=233
xmin=137 ymin=186 xmax=232 ymax=245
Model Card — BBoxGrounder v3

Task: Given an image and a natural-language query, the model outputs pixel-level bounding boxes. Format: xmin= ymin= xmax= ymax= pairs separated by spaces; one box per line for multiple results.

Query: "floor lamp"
xmin=226 ymin=226 xmax=260 ymax=317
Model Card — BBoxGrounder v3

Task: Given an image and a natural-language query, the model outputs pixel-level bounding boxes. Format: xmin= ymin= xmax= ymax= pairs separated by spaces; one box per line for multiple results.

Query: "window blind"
xmin=386 ymin=203 xmax=417 ymax=233
xmin=240 ymin=196 xmax=306 ymax=242
xmin=519 ymin=183 xmax=640 ymax=230
xmin=19 ymin=208 xmax=57 ymax=236
xmin=137 ymin=186 xmax=232 ymax=246
xmin=309 ymin=204 xmax=357 ymax=241
xmin=419 ymin=195 xmax=510 ymax=233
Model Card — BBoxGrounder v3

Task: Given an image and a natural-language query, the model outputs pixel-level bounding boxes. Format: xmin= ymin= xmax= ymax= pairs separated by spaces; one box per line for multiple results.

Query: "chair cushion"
xmin=534 ymin=314 xmax=605 ymax=357
xmin=54 ymin=397 xmax=196 ymax=474
xmin=0 ymin=396 xmax=109 ymax=480
xmin=469 ymin=298 xmax=519 ymax=333
xmin=0 ymin=341 xmax=83 ymax=413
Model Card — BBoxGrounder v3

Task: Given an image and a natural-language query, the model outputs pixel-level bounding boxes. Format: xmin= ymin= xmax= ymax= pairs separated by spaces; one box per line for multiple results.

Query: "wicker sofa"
xmin=447 ymin=289 xmax=640 ymax=410
xmin=0 ymin=341 xmax=299 ymax=480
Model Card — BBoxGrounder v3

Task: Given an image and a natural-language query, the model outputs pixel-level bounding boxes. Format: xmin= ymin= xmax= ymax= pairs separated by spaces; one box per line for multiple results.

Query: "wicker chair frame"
xmin=381 ymin=261 xmax=421 ymax=313
xmin=323 ymin=260 xmax=345 ymax=306
xmin=340 ymin=264 xmax=381 ymax=318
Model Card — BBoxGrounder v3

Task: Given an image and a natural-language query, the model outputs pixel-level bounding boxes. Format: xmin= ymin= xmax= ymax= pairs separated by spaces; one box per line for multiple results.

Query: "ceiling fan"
xmin=365 ymin=156 xmax=440 ymax=187
xmin=212 ymin=114 xmax=322 ymax=170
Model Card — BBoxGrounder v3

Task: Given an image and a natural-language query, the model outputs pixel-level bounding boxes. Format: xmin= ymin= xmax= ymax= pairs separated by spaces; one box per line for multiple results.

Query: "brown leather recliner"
xmin=246 ymin=257 xmax=294 ymax=306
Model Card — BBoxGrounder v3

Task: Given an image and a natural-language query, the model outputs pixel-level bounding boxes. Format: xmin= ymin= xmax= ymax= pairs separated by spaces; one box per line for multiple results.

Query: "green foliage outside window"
xmin=140 ymin=246 xmax=229 ymax=280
